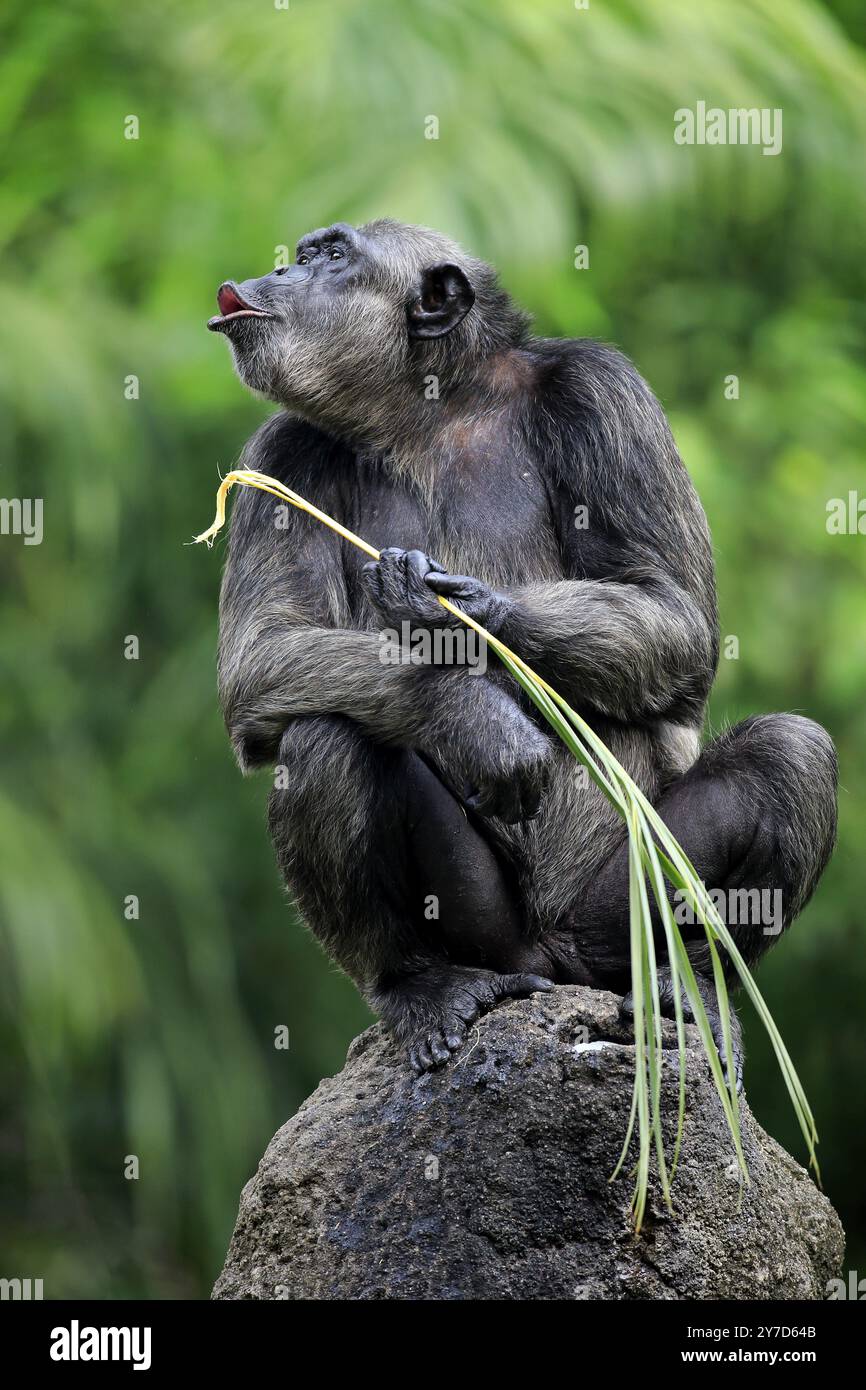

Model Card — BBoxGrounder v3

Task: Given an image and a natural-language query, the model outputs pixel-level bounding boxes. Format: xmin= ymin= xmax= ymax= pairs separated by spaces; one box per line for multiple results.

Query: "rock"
xmin=212 ymin=985 xmax=844 ymax=1300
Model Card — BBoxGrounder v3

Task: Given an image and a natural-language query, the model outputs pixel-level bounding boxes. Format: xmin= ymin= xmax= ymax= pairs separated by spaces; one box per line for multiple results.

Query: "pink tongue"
xmin=217 ymin=285 xmax=246 ymax=315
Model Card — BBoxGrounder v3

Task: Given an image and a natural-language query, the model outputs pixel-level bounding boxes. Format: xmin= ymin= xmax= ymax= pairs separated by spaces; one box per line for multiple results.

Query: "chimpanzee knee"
xmin=703 ymin=713 xmax=837 ymax=926
xmin=576 ymin=711 xmax=838 ymax=982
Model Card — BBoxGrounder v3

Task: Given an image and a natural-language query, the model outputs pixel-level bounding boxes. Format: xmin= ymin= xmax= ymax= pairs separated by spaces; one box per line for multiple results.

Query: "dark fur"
xmin=212 ymin=219 xmax=837 ymax=1080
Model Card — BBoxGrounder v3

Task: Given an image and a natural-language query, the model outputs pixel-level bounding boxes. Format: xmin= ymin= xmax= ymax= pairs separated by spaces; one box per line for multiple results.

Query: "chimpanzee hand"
xmin=463 ymin=738 xmax=552 ymax=823
xmin=361 ymin=547 xmax=510 ymax=634
xmin=361 ymin=548 xmax=447 ymax=629
xmin=423 ymin=568 xmax=510 ymax=634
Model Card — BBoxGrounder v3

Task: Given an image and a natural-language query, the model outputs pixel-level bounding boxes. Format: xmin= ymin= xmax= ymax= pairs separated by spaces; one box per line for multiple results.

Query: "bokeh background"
xmin=1 ymin=0 xmax=864 ymax=1299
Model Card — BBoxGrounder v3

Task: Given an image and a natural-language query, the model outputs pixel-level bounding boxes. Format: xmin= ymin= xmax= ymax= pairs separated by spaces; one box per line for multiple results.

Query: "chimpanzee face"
xmin=207 ymin=220 xmax=476 ymax=427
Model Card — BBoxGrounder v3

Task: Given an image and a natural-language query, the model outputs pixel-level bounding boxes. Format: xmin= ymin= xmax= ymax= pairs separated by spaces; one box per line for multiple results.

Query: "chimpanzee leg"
xmin=558 ymin=714 xmax=837 ymax=1086
xmin=574 ymin=713 xmax=837 ymax=976
xmin=400 ymin=751 xmax=554 ymax=971
xmin=268 ymin=715 xmax=552 ymax=1072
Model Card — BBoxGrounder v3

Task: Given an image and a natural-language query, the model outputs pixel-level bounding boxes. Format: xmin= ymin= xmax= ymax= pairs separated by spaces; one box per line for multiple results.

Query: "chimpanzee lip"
xmin=207 ymin=283 xmax=273 ymax=331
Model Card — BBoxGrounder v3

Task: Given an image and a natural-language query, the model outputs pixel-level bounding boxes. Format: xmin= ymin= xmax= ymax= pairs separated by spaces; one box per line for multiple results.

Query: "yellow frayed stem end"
xmin=192 ymin=472 xmax=233 ymax=546
xmin=193 ymin=469 xmax=381 ymax=559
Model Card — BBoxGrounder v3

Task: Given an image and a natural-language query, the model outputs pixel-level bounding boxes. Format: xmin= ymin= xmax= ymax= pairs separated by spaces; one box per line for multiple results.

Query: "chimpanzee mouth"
xmin=207 ymin=283 xmax=274 ymax=332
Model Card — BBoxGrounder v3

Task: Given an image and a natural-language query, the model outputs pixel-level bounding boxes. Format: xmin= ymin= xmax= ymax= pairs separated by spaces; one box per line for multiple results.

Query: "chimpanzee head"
xmin=207 ymin=219 xmax=526 ymax=444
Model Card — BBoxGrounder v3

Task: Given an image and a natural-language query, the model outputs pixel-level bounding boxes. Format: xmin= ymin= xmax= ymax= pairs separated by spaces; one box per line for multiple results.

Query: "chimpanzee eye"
xmin=329 ymin=249 xmax=343 ymax=261
xmin=297 ymin=255 xmax=310 ymax=266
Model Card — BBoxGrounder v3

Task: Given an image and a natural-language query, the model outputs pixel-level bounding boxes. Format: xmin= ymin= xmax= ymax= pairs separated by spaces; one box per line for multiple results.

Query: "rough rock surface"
xmin=213 ymin=986 xmax=844 ymax=1300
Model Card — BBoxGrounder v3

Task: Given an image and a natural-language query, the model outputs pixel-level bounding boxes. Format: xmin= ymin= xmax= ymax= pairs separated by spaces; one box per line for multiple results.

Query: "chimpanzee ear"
xmin=407 ymin=263 xmax=475 ymax=339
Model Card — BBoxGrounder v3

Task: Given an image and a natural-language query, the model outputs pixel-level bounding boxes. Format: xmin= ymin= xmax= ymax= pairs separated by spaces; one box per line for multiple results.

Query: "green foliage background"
xmin=1 ymin=0 xmax=864 ymax=1298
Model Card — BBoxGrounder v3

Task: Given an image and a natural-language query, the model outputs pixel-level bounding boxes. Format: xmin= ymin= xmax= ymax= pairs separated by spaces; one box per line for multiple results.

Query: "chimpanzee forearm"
xmin=496 ymin=577 xmax=717 ymax=722
xmin=219 ymin=622 xmax=552 ymax=818
xmin=367 ymin=551 xmax=716 ymax=724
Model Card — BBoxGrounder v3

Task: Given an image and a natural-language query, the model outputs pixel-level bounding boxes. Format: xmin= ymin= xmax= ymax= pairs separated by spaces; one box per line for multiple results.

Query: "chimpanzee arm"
xmin=221 ymin=617 xmax=549 ymax=790
xmin=428 ymin=341 xmax=720 ymax=723
xmin=503 ymin=343 xmax=719 ymax=721
xmin=497 ymin=574 xmax=715 ymax=724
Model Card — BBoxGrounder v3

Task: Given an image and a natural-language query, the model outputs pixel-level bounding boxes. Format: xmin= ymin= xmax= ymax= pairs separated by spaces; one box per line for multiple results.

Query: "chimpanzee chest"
xmin=344 ymin=440 xmax=564 ymax=592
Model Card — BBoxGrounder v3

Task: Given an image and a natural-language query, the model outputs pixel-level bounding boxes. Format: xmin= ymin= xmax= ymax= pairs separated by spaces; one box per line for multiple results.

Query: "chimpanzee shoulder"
xmin=519 ymin=337 xmax=713 ymax=597
xmin=523 ymin=337 xmax=679 ymax=476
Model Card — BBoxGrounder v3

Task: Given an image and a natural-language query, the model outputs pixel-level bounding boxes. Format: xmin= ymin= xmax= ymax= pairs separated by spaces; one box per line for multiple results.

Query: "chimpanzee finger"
xmin=516 ymin=781 xmax=542 ymax=822
xmin=492 ymin=973 xmax=555 ymax=999
xmin=424 ymin=572 xmax=475 ymax=595
xmin=404 ymin=549 xmax=445 ymax=581
xmin=466 ymin=784 xmax=521 ymax=823
xmin=403 ymin=550 xmax=448 ymax=617
xmin=464 ymin=788 xmax=497 ymax=818
xmin=361 ymin=559 xmax=384 ymax=600
xmin=372 ymin=548 xmax=413 ymax=612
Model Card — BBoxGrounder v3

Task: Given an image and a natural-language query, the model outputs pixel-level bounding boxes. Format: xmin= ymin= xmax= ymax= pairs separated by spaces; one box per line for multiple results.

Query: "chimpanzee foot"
xmin=374 ymin=964 xmax=554 ymax=1075
xmin=409 ymin=968 xmax=555 ymax=1073
xmin=620 ymin=966 xmax=744 ymax=1093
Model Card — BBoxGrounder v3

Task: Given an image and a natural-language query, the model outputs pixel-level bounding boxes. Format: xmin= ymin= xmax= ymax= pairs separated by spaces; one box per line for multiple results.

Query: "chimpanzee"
xmin=208 ymin=219 xmax=837 ymax=1084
